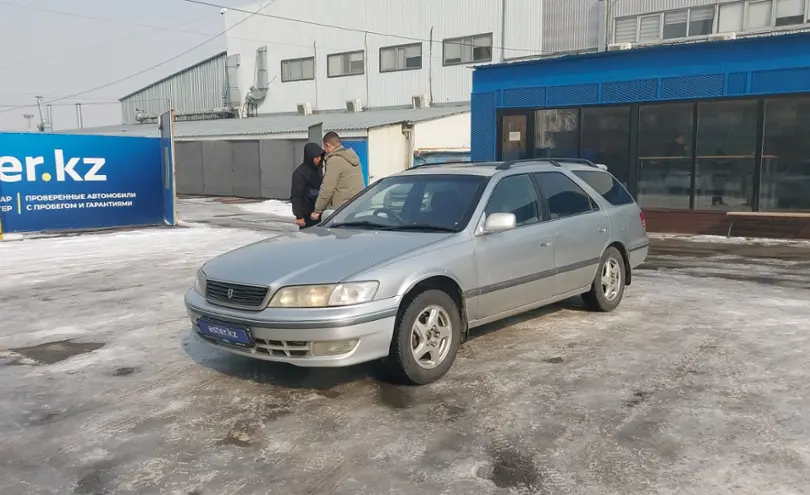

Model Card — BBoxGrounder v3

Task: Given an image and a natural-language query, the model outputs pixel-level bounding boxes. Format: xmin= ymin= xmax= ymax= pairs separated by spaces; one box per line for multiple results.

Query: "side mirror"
xmin=321 ymin=209 xmax=336 ymax=222
xmin=483 ymin=213 xmax=516 ymax=234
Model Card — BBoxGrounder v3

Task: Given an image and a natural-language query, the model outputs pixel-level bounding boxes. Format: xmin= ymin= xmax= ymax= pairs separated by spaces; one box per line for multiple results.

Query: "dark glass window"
xmin=573 ymin=170 xmax=635 ymax=206
xmin=535 ymin=172 xmax=596 ymax=219
xmin=761 ymin=97 xmax=810 ymax=211
xmin=485 ymin=175 xmax=540 ymax=227
xmin=581 ymin=106 xmax=631 ymax=185
xmin=638 ymin=103 xmax=694 ymax=209
xmin=694 ymin=100 xmax=757 ymax=211
xmin=688 ymin=6 xmax=715 ymax=36
xmin=663 ymin=10 xmax=688 ymax=39
xmin=534 ymin=109 xmax=579 ymax=158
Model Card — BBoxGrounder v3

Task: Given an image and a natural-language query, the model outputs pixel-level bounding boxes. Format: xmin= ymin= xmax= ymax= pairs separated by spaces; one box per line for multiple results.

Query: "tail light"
xmin=639 ymin=211 xmax=647 ymax=231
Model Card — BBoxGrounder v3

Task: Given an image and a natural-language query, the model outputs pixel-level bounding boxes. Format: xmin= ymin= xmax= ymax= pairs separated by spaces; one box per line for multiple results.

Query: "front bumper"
xmin=184 ymin=289 xmax=399 ymax=367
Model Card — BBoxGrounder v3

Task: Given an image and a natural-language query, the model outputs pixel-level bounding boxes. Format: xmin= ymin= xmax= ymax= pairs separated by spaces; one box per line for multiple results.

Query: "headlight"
xmin=268 ymin=281 xmax=379 ymax=308
xmin=194 ymin=269 xmax=207 ymax=295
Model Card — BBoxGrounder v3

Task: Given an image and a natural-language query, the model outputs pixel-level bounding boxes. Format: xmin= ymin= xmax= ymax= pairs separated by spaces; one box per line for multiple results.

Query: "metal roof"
xmin=118 ymin=51 xmax=228 ymax=101
xmin=62 ymin=104 xmax=470 ymax=139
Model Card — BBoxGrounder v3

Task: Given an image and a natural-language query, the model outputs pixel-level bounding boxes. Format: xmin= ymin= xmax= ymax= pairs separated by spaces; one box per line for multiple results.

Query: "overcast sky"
xmin=0 ymin=0 xmax=253 ymax=132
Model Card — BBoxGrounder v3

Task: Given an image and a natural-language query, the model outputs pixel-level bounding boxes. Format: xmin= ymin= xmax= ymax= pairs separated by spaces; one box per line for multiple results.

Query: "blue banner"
xmin=0 ymin=132 xmax=165 ymax=233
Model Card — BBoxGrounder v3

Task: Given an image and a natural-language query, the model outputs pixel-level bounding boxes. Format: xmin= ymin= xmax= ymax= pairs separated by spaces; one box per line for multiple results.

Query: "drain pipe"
xmin=500 ymin=0 xmax=507 ymax=60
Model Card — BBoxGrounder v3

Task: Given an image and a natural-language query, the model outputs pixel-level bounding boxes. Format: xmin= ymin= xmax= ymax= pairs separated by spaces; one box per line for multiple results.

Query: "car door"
xmin=473 ymin=174 xmax=556 ymax=319
xmin=534 ymin=171 xmax=610 ymax=295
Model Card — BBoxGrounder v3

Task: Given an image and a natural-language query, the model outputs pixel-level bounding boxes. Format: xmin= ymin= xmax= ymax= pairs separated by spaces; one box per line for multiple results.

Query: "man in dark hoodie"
xmin=290 ymin=142 xmax=325 ymax=229
xmin=311 ymin=132 xmax=366 ymax=221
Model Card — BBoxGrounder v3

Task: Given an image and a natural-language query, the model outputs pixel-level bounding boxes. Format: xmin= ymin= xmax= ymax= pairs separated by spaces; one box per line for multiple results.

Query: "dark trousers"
xmin=299 ymin=216 xmax=319 ymax=230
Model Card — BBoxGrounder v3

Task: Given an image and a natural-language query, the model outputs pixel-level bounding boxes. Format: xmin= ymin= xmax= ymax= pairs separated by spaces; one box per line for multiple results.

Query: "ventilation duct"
xmin=245 ymin=46 xmax=269 ymax=117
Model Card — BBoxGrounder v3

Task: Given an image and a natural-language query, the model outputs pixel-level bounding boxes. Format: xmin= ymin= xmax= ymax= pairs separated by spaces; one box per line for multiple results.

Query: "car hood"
xmin=201 ymin=227 xmax=452 ymax=287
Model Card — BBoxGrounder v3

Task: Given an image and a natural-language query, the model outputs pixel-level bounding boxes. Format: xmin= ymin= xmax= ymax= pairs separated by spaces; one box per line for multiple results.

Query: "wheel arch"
xmin=398 ymin=275 xmax=469 ymax=341
xmin=607 ymin=241 xmax=632 ymax=286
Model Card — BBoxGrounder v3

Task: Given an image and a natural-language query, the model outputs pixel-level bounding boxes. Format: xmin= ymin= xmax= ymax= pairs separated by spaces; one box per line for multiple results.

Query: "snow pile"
xmin=237 ymin=200 xmax=294 ymax=219
xmin=649 ymin=233 xmax=810 ymax=247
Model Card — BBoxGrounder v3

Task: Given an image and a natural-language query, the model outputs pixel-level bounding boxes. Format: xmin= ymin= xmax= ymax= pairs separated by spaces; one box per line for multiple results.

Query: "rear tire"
xmin=582 ymin=246 xmax=626 ymax=312
xmin=386 ymin=290 xmax=461 ymax=385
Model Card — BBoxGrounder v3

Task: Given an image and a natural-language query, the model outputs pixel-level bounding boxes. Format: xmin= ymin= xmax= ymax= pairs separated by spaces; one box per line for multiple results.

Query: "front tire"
xmin=582 ymin=246 xmax=626 ymax=312
xmin=386 ymin=290 xmax=461 ymax=385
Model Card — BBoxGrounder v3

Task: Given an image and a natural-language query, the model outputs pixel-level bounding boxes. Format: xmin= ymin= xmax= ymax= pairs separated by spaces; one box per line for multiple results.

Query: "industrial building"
xmin=65 ymin=105 xmax=470 ymax=199
xmin=470 ymin=31 xmax=810 ymax=238
xmin=119 ymin=0 xmax=810 ymax=122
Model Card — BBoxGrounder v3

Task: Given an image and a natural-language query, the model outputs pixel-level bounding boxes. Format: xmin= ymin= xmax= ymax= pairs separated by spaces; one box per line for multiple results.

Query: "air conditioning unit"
xmin=708 ymin=32 xmax=736 ymax=41
xmin=412 ymin=94 xmax=431 ymax=109
xmin=346 ymin=99 xmax=363 ymax=113
xmin=296 ymin=102 xmax=313 ymax=116
xmin=607 ymin=42 xmax=633 ymax=51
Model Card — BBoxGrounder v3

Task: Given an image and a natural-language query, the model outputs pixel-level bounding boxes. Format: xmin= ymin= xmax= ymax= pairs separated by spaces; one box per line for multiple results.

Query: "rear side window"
xmin=573 ymin=170 xmax=635 ymax=206
xmin=533 ymin=172 xmax=596 ymax=220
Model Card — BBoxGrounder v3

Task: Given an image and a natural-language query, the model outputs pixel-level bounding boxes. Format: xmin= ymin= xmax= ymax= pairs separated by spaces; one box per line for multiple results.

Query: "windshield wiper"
xmin=328 ymin=220 xmax=389 ymax=229
xmin=386 ymin=224 xmax=458 ymax=233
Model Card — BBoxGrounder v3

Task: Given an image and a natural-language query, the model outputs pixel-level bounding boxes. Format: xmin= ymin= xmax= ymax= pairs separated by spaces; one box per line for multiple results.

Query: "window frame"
xmin=614 ymin=5 xmax=721 ymax=44
xmin=482 ymin=173 xmax=544 ymax=229
xmin=280 ymin=56 xmax=315 ymax=83
xmin=379 ymin=42 xmax=423 ymax=73
xmin=326 ymin=50 xmax=365 ymax=79
xmin=442 ymin=32 xmax=494 ymax=67
xmin=532 ymin=171 xmax=600 ymax=221
xmin=718 ymin=0 xmax=808 ymax=32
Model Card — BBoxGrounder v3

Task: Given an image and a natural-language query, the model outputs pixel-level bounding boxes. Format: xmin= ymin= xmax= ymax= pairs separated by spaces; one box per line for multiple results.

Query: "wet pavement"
xmin=2 ymin=199 xmax=810 ymax=494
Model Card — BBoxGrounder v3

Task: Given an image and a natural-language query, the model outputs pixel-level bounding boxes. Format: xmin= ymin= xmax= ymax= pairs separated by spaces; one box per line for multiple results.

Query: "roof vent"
xmin=412 ymin=94 xmax=431 ymax=109
xmin=345 ymin=99 xmax=363 ymax=113
xmin=607 ymin=42 xmax=632 ymax=51
xmin=297 ymin=102 xmax=313 ymax=116
xmin=708 ymin=32 xmax=736 ymax=41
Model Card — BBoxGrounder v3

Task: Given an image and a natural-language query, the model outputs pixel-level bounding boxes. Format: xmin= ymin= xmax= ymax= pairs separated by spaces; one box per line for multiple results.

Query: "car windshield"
xmin=323 ymin=174 xmax=487 ymax=232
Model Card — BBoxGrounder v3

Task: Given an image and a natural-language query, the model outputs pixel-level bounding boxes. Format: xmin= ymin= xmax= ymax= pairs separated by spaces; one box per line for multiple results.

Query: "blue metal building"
xmin=470 ymin=32 xmax=810 ymax=225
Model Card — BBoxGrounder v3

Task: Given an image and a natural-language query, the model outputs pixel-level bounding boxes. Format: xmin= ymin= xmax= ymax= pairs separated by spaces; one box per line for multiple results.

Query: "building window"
xmin=775 ymin=0 xmax=805 ymax=25
xmin=581 ymin=106 xmax=632 ymax=185
xmin=280 ymin=57 xmax=314 ymax=82
xmin=637 ymin=103 xmax=695 ymax=209
xmin=443 ymin=33 xmax=493 ymax=66
xmin=663 ymin=10 xmax=689 ymax=39
xmin=718 ymin=0 xmax=806 ymax=33
xmin=761 ymin=97 xmax=810 ymax=211
xmin=327 ymin=51 xmax=364 ymax=78
xmin=380 ymin=43 xmax=422 ymax=72
xmin=534 ymin=109 xmax=579 ymax=158
xmin=694 ymin=100 xmax=758 ymax=211
xmin=615 ymin=6 xmax=717 ymax=43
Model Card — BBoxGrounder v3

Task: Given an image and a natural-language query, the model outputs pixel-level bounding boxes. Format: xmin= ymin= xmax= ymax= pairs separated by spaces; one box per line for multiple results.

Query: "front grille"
xmin=206 ymin=280 xmax=269 ymax=308
xmin=255 ymin=338 xmax=310 ymax=357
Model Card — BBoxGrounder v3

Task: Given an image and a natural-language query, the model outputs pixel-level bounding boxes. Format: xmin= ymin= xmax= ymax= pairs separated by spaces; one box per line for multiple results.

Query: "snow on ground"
xmin=236 ymin=199 xmax=294 ymax=218
xmin=2 ymin=222 xmax=810 ymax=494
xmin=649 ymin=232 xmax=810 ymax=246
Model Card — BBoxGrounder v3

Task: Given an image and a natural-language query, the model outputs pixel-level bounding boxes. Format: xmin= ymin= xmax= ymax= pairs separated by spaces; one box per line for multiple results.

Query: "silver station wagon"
xmin=185 ymin=159 xmax=649 ymax=385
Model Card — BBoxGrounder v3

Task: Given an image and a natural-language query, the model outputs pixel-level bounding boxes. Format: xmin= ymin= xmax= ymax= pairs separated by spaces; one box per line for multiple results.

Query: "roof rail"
xmin=495 ymin=156 xmax=601 ymax=171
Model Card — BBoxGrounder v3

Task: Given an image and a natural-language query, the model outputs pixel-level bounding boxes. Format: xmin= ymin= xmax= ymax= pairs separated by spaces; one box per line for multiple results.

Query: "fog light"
xmin=312 ymin=339 xmax=359 ymax=356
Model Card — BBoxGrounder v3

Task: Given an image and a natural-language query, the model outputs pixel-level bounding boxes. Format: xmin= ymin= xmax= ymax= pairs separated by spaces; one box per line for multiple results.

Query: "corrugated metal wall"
xmin=120 ymin=53 xmax=228 ymax=124
xmin=542 ymin=0 xmax=602 ymax=53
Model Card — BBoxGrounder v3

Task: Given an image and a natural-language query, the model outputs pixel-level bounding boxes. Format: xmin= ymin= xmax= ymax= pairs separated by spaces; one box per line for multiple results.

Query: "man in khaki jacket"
xmin=311 ymin=131 xmax=366 ymax=221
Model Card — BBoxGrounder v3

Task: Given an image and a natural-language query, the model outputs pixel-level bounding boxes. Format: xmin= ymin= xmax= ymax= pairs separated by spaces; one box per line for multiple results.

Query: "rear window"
xmin=573 ymin=170 xmax=635 ymax=206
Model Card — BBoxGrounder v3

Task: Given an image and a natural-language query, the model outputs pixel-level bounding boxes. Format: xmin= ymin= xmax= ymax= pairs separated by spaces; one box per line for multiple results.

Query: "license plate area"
xmin=197 ymin=319 xmax=253 ymax=348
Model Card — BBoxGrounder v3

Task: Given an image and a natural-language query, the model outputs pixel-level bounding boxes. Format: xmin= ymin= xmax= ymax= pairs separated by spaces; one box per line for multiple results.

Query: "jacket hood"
xmin=201 ymin=228 xmax=452 ymax=287
xmin=303 ymin=142 xmax=325 ymax=166
xmin=329 ymin=146 xmax=361 ymax=167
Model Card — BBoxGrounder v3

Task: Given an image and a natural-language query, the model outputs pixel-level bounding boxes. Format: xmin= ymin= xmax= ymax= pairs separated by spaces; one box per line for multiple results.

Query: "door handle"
xmin=598 ymin=226 xmax=607 ymax=233
xmin=539 ymin=240 xmax=552 ymax=247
